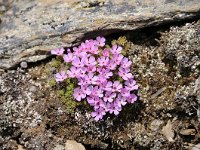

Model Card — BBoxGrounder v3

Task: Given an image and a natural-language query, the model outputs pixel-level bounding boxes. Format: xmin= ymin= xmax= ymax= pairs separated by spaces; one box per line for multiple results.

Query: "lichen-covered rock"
xmin=0 ymin=0 xmax=200 ymax=69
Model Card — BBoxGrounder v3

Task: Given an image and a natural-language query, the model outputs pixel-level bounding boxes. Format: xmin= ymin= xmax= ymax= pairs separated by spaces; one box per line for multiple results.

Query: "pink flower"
xmin=81 ymin=86 xmax=93 ymax=95
xmin=93 ymin=99 xmax=105 ymax=110
xmin=127 ymin=94 xmax=137 ymax=103
xmin=97 ymin=67 xmax=103 ymax=73
xmin=107 ymin=103 xmax=122 ymax=115
xmin=121 ymin=57 xmax=132 ymax=68
xmin=78 ymin=78 xmax=88 ymax=86
xmin=121 ymin=88 xmax=130 ymax=97
xmin=51 ymin=48 xmax=65 ymax=56
xmin=98 ymin=56 xmax=109 ymax=67
xmin=63 ymin=53 xmax=75 ymax=63
xmin=73 ymin=47 xmax=87 ymax=58
xmin=85 ymin=73 xmax=98 ymax=85
xmin=73 ymin=47 xmax=81 ymax=55
xmin=97 ymin=75 xmax=107 ymax=85
xmin=116 ymin=94 xmax=127 ymax=106
xmin=91 ymin=86 xmax=103 ymax=97
xmin=104 ymin=81 xmax=113 ymax=91
xmin=55 ymin=71 xmax=67 ymax=82
xmin=125 ymin=79 xmax=138 ymax=91
xmin=107 ymin=61 xmax=117 ymax=70
xmin=90 ymin=45 xmax=99 ymax=54
xmin=112 ymin=81 xmax=122 ymax=92
xmin=103 ymin=92 xmax=116 ymax=102
xmin=87 ymin=96 xmax=99 ymax=106
xmin=73 ymin=87 xmax=86 ymax=101
xmin=91 ymin=107 xmax=106 ymax=121
xmin=87 ymin=66 xmax=96 ymax=73
xmin=72 ymin=57 xmax=85 ymax=68
xmin=96 ymin=36 xmax=106 ymax=47
xmin=85 ymin=56 xmax=96 ymax=66
xmin=118 ymin=67 xmax=133 ymax=80
xmin=102 ymin=49 xmax=109 ymax=57
xmin=78 ymin=67 xmax=87 ymax=78
xmin=67 ymin=66 xmax=80 ymax=78
xmin=102 ymin=69 xmax=113 ymax=79
xmin=110 ymin=45 xmax=122 ymax=54
xmin=67 ymin=48 xmax=71 ymax=53
xmin=113 ymin=54 xmax=124 ymax=65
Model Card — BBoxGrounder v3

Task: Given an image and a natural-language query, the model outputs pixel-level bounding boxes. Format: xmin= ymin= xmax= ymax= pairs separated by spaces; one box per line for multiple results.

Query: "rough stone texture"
xmin=0 ymin=0 xmax=200 ymax=69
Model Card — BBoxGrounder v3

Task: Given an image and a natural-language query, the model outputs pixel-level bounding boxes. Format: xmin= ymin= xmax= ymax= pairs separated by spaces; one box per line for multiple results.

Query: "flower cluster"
xmin=51 ymin=37 xmax=138 ymax=121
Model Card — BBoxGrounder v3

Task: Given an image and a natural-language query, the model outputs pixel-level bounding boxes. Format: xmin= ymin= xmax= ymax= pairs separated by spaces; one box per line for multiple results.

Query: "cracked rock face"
xmin=0 ymin=0 xmax=200 ymax=69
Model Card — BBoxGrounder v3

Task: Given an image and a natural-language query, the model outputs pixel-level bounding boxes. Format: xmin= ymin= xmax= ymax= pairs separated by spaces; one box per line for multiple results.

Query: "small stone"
xmin=180 ymin=129 xmax=196 ymax=136
xmin=0 ymin=6 xmax=6 ymax=12
xmin=192 ymin=143 xmax=200 ymax=150
xmin=17 ymin=144 xmax=26 ymax=150
xmin=20 ymin=61 xmax=28 ymax=69
xmin=65 ymin=140 xmax=85 ymax=150
xmin=162 ymin=120 xmax=175 ymax=142
xmin=53 ymin=144 xmax=65 ymax=150
xmin=29 ymin=85 xmax=37 ymax=93
xmin=150 ymin=119 xmax=164 ymax=131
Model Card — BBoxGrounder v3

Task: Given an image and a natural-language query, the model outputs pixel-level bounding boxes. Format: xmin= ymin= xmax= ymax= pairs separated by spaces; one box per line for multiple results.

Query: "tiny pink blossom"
xmin=103 ymin=92 xmax=116 ymax=102
xmin=104 ymin=81 xmax=113 ymax=91
xmin=121 ymin=57 xmax=132 ymax=68
xmin=110 ymin=45 xmax=122 ymax=54
xmin=107 ymin=61 xmax=117 ymax=70
xmin=72 ymin=57 xmax=85 ymax=68
xmin=118 ymin=67 xmax=133 ymax=80
xmin=87 ymin=66 xmax=96 ymax=73
xmin=107 ymin=103 xmax=122 ymax=115
xmin=93 ymin=99 xmax=105 ymax=110
xmin=96 ymin=36 xmax=106 ymax=47
xmin=127 ymin=94 xmax=137 ymax=103
xmin=102 ymin=49 xmax=109 ymax=57
xmin=67 ymin=48 xmax=71 ymax=53
xmin=73 ymin=87 xmax=86 ymax=101
xmin=91 ymin=107 xmax=106 ymax=121
xmin=112 ymin=81 xmax=122 ymax=92
xmin=113 ymin=54 xmax=124 ymax=65
xmin=81 ymin=85 xmax=93 ymax=95
xmin=97 ymin=75 xmax=107 ymax=85
xmin=125 ymin=79 xmax=138 ymax=91
xmin=51 ymin=48 xmax=65 ymax=56
xmin=78 ymin=67 xmax=87 ymax=78
xmin=87 ymin=96 xmax=100 ymax=106
xmin=67 ymin=66 xmax=80 ymax=78
xmin=85 ymin=56 xmax=96 ymax=66
xmin=91 ymin=86 xmax=103 ymax=97
xmin=63 ymin=53 xmax=75 ymax=63
xmin=55 ymin=71 xmax=67 ymax=82
xmin=90 ymin=45 xmax=99 ymax=54
xmin=85 ymin=73 xmax=98 ymax=85
xmin=98 ymin=56 xmax=109 ymax=67
xmin=102 ymin=69 xmax=113 ymax=79
xmin=116 ymin=94 xmax=127 ymax=106
xmin=121 ymin=88 xmax=130 ymax=97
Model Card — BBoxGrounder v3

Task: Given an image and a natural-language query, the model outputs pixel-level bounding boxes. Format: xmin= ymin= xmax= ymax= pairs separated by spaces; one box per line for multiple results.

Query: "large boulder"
xmin=0 ymin=0 xmax=200 ymax=69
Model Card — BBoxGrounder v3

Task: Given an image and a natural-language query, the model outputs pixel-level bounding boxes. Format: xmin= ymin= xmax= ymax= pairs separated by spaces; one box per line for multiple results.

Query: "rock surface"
xmin=0 ymin=0 xmax=200 ymax=69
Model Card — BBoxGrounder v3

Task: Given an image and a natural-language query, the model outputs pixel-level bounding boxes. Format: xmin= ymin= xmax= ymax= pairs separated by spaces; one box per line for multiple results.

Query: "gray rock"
xmin=0 ymin=0 xmax=200 ymax=69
